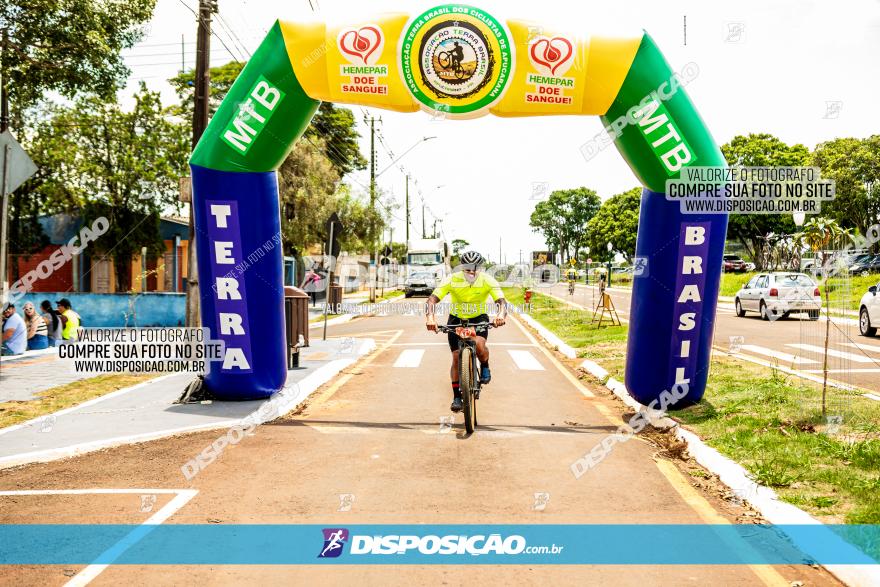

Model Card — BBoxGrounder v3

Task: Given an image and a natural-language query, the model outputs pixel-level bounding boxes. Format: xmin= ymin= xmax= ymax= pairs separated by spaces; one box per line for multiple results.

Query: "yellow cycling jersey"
xmin=431 ymin=271 xmax=504 ymax=319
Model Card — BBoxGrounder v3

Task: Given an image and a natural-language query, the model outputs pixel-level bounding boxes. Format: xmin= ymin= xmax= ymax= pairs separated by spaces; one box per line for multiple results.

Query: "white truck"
xmin=403 ymin=238 xmax=451 ymax=297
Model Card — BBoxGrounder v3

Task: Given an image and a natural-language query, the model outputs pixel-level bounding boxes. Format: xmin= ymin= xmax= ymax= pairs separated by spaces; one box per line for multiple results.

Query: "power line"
xmin=175 ymin=0 xmax=244 ymax=65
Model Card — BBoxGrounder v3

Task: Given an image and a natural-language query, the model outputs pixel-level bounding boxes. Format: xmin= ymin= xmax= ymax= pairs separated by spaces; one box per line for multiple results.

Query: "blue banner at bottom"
xmin=1 ymin=525 xmax=878 ymax=565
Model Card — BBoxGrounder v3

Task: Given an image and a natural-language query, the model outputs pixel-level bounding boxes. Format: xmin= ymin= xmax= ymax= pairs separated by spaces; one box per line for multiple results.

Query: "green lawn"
xmin=0 ymin=374 xmax=158 ymax=429
xmin=510 ymin=286 xmax=880 ymax=523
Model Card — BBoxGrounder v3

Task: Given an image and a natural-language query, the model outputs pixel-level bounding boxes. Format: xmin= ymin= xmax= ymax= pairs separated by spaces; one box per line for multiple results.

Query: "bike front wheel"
xmin=459 ymin=346 xmax=476 ymax=434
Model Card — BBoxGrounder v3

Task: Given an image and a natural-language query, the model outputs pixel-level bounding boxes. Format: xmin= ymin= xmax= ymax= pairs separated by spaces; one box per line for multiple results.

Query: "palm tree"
xmin=800 ymin=217 xmax=851 ymax=416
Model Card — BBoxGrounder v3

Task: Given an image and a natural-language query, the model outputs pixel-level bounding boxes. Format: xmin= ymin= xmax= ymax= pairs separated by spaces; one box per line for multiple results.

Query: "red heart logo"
xmin=338 ymin=26 xmax=383 ymax=65
xmin=529 ymin=37 xmax=573 ymax=76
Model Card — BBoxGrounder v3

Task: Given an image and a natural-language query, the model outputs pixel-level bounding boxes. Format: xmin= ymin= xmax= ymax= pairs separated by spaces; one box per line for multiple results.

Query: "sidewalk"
xmin=0 ymin=337 xmax=375 ymax=469
xmin=0 ymin=347 xmax=92 ymax=402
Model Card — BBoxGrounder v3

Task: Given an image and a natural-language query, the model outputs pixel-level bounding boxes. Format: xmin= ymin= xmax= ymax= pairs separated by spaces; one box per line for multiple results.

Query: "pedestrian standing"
xmin=23 ymin=302 xmax=49 ymax=350
xmin=40 ymin=300 xmax=63 ymax=347
xmin=57 ymin=298 xmax=81 ymax=342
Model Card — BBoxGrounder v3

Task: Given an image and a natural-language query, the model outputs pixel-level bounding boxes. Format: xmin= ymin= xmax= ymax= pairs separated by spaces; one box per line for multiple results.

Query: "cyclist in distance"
xmin=426 ymin=251 xmax=507 ymax=413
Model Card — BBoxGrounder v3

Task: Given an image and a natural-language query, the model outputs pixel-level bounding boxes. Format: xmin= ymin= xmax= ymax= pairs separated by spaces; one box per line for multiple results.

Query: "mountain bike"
xmin=437 ymin=51 xmax=466 ymax=79
xmin=436 ymin=321 xmax=495 ymax=434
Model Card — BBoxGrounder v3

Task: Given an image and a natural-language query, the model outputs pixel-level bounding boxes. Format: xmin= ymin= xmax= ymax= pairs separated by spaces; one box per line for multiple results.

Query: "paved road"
xmin=0 ymin=306 xmax=837 ymax=586
xmin=546 ymin=282 xmax=880 ymax=395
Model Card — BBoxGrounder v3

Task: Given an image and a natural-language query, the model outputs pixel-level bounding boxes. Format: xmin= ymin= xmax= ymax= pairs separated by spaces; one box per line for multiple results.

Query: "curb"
xmin=0 ymin=338 xmax=377 ymax=470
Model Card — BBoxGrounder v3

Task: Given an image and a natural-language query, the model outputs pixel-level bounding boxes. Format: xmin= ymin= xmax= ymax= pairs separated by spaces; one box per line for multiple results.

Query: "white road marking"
xmin=841 ymin=341 xmax=880 ymax=354
xmin=0 ymin=488 xmax=198 ymax=587
xmin=308 ymin=425 xmax=372 ymax=434
xmin=507 ymin=350 xmax=545 ymax=371
xmin=738 ymin=344 xmax=818 ymax=365
xmin=864 ymin=393 xmax=880 ymax=402
xmin=786 ymin=343 xmax=878 ymax=363
xmin=393 ymin=349 xmax=425 ymax=368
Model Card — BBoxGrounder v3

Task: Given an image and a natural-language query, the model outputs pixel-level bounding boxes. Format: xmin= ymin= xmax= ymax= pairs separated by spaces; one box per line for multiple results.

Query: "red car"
xmin=723 ymin=254 xmax=747 ymax=273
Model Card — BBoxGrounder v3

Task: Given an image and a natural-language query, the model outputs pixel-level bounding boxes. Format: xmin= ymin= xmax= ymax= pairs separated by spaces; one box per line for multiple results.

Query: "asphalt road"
xmin=546 ymin=281 xmax=880 ymax=395
xmin=0 ymin=305 xmax=839 ymax=586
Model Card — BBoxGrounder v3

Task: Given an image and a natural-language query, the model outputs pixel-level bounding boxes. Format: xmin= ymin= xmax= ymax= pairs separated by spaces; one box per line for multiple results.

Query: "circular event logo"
xmin=400 ymin=4 xmax=513 ymax=117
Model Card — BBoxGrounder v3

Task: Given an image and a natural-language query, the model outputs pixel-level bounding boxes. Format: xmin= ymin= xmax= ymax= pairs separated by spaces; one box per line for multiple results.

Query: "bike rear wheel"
xmin=459 ymin=346 xmax=476 ymax=434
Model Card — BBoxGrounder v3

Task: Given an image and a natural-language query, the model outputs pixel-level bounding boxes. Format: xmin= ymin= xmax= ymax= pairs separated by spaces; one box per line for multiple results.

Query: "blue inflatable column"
xmin=625 ymin=190 xmax=728 ymax=406
xmin=191 ymin=165 xmax=288 ymax=400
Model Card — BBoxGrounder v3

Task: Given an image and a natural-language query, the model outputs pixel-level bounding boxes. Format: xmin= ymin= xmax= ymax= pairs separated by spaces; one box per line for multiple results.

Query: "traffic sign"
xmin=325 ymin=212 xmax=343 ymax=259
xmin=0 ymin=130 xmax=37 ymax=194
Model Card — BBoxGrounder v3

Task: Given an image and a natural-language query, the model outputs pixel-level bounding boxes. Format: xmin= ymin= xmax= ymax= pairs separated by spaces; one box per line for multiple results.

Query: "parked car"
xmin=403 ymin=271 xmax=437 ymax=297
xmin=735 ymin=272 xmax=821 ymax=320
xmin=850 ymin=254 xmax=880 ymax=277
xmin=722 ymin=254 xmax=747 ymax=273
xmin=859 ymin=280 xmax=880 ymax=337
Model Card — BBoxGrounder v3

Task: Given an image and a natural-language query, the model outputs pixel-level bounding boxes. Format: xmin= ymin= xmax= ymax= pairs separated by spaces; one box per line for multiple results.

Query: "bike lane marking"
xmin=507 ymin=349 xmax=545 ymax=371
xmin=393 ymin=349 xmax=425 ymax=368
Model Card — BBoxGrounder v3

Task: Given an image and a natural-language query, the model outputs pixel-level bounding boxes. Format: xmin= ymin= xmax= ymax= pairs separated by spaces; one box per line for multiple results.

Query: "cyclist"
xmin=565 ymin=264 xmax=578 ymax=294
xmin=426 ymin=251 xmax=507 ymax=413
xmin=449 ymin=41 xmax=464 ymax=71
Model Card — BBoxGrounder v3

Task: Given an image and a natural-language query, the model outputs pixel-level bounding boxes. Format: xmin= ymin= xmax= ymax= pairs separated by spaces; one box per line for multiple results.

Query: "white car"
xmin=859 ymin=281 xmax=880 ymax=337
xmin=735 ymin=272 xmax=821 ymax=321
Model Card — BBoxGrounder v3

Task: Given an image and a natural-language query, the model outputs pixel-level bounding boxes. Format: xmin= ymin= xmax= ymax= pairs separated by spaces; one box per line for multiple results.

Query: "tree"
xmin=529 ymin=187 xmax=601 ymax=263
xmin=812 ymin=136 xmax=880 ymax=241
xmin=277 ymin=139 xmax=380 ymax=258
xmin=1 ymin=0 xmax=155 ymax=129
xmin=451 ymin=239 xmax=469 ymax=255
xmin=585 ymin=188 xmax=642 ymax=262
xmin=278 ymin=137 xmax=341 ymax=257
xmin=801 ymin=217 xmax=850 ymax=416
xmin=721 ymin=134 xmax=810 ymax=267
xmin=29 ymin=84 xmax=190 ymax=291
xmin=169 ymin=61 xmax=245 ymax=120
xmin=307 ymin=103 xmax=368 ymax=175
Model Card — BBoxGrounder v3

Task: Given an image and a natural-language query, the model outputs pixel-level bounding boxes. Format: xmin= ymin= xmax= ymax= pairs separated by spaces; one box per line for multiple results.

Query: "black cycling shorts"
xmin=446 ymin=314 xmax=490 ymax=351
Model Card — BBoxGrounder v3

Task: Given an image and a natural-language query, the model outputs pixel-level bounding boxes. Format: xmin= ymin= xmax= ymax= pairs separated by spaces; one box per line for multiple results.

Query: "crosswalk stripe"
xmin=507 ymin=349 xmax=545 ymax=371
xmin=841 ymin=341 xmax=880 ymax=354
xmin=785 ymin=343 xmax=877 ymax=363
xmin=738 ymin=344 xmax=818 ymax=365
xmin=393 ymin=349 xmax=425 ymax=368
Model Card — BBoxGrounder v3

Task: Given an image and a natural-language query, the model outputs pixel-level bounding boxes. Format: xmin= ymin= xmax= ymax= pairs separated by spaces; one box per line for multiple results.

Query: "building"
xmin=7 ymin=213 xmax=191 ymax=294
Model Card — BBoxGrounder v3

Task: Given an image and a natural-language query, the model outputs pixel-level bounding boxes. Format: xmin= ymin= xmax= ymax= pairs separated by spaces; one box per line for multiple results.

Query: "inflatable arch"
xmin=190 ymin=4 xmax=727 ymax=405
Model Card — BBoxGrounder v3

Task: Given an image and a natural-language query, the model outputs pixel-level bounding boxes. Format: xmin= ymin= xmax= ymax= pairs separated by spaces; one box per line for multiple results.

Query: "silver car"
xmin=859 ymin=280 xmax=880 ymax=337
xmin=404 ymin=272 xmax=437 ymax=298
xmin=735 ymin=272 xmax=821 ymax=321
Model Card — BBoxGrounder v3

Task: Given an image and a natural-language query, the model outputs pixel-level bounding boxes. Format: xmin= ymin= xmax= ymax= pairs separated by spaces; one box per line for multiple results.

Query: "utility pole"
xmin=368 ymin=116 xmax=377 ymax=303
xmin=421 ymin=202 xmax=426 ymax=238
xmin=1 ymin=29 xmax=10 ymax=297
xmin=0 ymin=29 xmax=8 ymax=133
xmin=405 ymin=174 xmax=410 ymax=242
xmin=185 ymin=0 xmax=217 ymax=327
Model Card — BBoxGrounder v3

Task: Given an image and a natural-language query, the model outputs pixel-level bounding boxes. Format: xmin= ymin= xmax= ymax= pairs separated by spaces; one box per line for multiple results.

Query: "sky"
xmin=120 ymin=0 xmax=880 ymax=263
